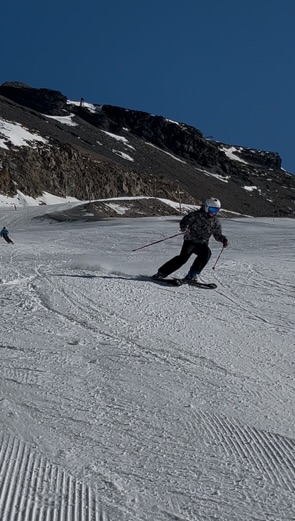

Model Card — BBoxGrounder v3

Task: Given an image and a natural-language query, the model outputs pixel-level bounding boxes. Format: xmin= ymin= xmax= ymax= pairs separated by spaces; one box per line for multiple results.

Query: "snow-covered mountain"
xmin=1 ymin=81 xmax=295 ymax=217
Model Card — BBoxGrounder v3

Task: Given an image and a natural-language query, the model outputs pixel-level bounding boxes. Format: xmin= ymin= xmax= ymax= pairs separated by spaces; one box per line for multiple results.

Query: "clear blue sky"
xmin=1 ymin=0 xmax=295 ymax=172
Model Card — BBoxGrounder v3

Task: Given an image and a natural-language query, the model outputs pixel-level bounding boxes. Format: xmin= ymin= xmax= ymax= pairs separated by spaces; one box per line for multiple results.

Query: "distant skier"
xmin=0 ymin=227 xmax=14 ymax=244
xmin=152 ymin=197 xmax=228 ymax=282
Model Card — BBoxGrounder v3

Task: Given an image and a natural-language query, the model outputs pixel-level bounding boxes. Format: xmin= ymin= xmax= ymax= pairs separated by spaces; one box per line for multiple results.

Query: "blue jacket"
xmin=0 ymin=228 xmax=8 ymax=236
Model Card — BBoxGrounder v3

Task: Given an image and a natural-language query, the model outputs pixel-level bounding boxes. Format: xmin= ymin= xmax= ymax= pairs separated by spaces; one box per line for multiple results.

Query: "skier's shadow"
xmin=51 ymin=273 xmax=148 ymax=282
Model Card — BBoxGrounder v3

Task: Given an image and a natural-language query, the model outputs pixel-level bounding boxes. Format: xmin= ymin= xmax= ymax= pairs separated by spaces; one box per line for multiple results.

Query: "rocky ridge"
xmin=0 ymin=81 xmax=294 ymax=217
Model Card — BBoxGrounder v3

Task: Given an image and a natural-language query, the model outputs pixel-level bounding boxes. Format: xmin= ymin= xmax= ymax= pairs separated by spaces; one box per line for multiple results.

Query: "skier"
xmin=0 ymin=227 xmax=14 ymax=244
xmin=152 ymin=197 xmax=228 ymax=282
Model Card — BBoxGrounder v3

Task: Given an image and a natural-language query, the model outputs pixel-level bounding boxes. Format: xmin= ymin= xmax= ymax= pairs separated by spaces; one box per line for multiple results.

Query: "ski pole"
xmin=212 ymin=246 xmax=224 ymax=270
xmin=132 ymin=231 xmax=185 ymax=252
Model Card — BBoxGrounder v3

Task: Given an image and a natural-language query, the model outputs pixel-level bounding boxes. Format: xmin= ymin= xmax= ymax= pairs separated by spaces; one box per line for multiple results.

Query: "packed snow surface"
xmin=0 ymin=204 xmax=294 ymax=520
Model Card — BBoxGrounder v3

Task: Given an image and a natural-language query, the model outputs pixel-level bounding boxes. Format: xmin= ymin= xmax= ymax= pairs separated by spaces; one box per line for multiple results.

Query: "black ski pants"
xmin=158 ymin=240 xmax=211 ymax=277
xmin=2 ymin=236 xmax=13 ymax=244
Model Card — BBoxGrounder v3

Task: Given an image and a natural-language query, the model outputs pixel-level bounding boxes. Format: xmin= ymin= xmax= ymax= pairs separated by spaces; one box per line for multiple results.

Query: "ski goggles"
xmin=207 ymin=206 xmax=220 ymax=214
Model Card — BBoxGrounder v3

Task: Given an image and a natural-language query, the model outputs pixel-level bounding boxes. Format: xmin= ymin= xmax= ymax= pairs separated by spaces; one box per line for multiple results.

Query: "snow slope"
xmin=0 ymin=205 xmax=294 ymax=520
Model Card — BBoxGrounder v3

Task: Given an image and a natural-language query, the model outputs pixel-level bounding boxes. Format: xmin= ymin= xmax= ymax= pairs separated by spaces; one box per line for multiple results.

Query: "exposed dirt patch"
xmin=37 ymin=198 xmax=182 ymax=222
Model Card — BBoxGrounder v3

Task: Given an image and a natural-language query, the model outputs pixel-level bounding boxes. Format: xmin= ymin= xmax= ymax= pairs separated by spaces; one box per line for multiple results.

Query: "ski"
xmin=150 ymin=277 xmax=183 ymax=286
xmin=178 ymin=279 xmax=217 ymax=289
xmin=150 ymin=277 xmax=217 ymax=289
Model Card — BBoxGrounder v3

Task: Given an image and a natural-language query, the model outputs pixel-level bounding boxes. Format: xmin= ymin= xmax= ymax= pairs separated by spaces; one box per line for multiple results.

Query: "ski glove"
xmin=223 ymin=238 xmax=229 ymax=248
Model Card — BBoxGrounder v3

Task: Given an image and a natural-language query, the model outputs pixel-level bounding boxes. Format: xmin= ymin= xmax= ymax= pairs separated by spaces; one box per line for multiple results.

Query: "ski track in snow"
xmin=0 ymin=208 xmax=295 ymax=520
xmin=0 ymin=433 xmax=107 ymax=520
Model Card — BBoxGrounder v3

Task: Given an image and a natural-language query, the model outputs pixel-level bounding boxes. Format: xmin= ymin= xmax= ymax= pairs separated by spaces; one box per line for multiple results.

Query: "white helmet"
xmin=204 ymin=197 xmax=221 ymax=215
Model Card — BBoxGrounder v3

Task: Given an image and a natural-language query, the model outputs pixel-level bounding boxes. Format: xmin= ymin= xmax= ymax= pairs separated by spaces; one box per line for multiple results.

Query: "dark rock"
xmin=0 ymin=83 xmax=67 ymax=115
xmin=0 ymin=83 xmax=294 ymax=218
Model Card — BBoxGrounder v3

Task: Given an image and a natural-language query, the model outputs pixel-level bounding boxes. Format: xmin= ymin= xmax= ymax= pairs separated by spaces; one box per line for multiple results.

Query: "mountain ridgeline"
xmin=0 ymin=81 xmax=294 ymax=217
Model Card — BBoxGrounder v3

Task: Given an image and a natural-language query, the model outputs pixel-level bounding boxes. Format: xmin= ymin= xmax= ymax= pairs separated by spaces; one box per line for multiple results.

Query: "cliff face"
xmin=0 ymin=82 xmax=67 ymax=115
xmin=0 ymin=143 xmax=188 ymax=203
xmin=0 ymin=82 xmax=294 ymax=217
xmin=89 ymin=104 xmax=282 ymax=171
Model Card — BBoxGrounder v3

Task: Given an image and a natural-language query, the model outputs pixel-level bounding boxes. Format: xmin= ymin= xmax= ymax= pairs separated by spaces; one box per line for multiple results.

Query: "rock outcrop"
xmin=0 ymin=82 xmax=294 ymax=217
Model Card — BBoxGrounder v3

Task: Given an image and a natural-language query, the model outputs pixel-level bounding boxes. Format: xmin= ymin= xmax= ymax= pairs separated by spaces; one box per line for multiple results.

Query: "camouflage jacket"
xmin=179 ymin=208 xmax=227 ymax=244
